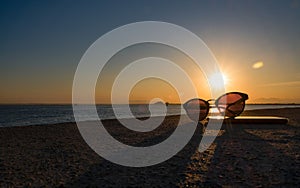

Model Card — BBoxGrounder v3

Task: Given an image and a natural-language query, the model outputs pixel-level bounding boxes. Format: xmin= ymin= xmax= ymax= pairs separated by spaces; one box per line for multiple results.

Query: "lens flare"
xmin=252 ymin=61 xmax=264 ymax=69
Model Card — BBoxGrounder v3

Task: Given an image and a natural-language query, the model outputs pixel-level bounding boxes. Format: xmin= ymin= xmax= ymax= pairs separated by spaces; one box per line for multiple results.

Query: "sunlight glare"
xmin=208 ymin=72 xmax=228 ymax=90
xmin=222 ymin=73 xmax=229 ymax=85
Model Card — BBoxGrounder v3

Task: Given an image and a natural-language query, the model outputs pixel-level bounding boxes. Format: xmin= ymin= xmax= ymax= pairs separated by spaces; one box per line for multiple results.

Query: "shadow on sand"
xmin=66 ymin=120 xmax=300 ymax=187
xmin=67 ymin=120 xmax=205 ymax=187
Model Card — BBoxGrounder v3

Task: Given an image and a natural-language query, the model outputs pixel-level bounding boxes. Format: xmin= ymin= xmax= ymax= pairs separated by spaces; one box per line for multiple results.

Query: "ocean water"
xmin=0 ymin=104 xmax=299 ymax=127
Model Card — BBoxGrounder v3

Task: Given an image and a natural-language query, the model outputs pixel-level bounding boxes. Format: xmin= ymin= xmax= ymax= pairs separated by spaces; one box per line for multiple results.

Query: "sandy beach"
xmin=1 ymin=108 xmax=300 ymax=187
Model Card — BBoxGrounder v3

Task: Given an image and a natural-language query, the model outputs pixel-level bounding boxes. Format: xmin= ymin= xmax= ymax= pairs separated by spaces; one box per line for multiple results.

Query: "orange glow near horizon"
xmin=1 ymin=45 xmax=300 ymax=104
xmin=128 ymin=78 xmax=180 ymax=104
xmin=2 ymin=59 xmax=300 ymax=104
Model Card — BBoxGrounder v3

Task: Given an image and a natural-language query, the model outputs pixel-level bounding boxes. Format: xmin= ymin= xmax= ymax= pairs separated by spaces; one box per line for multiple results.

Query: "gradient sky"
xmin=1 ymin=0 xmax=300 ymax=104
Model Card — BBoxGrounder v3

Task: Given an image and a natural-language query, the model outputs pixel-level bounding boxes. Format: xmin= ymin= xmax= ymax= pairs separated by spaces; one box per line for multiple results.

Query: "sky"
xmin=1 ymin=0 xmax=300 ymax=104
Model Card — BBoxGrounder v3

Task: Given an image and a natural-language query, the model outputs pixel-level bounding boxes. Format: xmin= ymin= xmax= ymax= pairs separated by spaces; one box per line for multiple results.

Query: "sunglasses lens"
xmin=184 ymin=99 xmax=208 ymax=121
xmin=217 ymin=93 xmax=246 ymax=117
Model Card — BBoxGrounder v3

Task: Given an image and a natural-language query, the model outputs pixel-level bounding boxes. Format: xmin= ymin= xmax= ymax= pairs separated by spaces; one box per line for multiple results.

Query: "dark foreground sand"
xmin=0 ymin=108 xmax=300 ymax=187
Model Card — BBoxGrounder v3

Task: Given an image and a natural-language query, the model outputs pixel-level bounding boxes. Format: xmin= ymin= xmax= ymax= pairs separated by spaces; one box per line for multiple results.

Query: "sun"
xmin=208 ymin=72 xmax=229 ymax=90
xmin=222 ymin=73 xmax=229 ymax=85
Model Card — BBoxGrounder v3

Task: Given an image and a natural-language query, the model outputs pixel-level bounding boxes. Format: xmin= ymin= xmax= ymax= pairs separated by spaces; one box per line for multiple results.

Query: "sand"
xmin=0 ymin=108 xmax=300 ymax=187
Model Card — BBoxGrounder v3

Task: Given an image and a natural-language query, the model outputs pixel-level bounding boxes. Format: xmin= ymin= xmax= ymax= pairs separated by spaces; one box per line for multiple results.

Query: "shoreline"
xmin=0 ymin=108 xmax=299 ymax=187
xmin=1 ymin=107 xmax=300 ymax=128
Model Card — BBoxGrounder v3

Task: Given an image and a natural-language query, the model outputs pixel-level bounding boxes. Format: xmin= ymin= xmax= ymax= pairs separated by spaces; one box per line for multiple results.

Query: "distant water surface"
xmin=0 ymin=104 xmax=299 ymax=127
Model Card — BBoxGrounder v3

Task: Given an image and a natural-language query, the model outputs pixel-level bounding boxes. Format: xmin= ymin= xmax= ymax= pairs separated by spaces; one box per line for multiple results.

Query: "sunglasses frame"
xmin=183 ymin=92 xmax=249 ymax=121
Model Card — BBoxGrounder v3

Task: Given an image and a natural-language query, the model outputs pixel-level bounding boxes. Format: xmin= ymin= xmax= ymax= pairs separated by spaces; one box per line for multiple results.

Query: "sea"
xmin=0 ymin=104 xmax=300 ymax=127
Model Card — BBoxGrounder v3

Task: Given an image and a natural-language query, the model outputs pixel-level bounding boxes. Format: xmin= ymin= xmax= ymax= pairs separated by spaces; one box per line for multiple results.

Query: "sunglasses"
xmin=183 ymin=92 xmax=249 ymax=122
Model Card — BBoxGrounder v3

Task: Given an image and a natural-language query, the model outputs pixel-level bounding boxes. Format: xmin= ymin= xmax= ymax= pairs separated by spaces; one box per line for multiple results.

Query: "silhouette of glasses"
xmin=183 ymin=92 xmax=249 ymax=121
